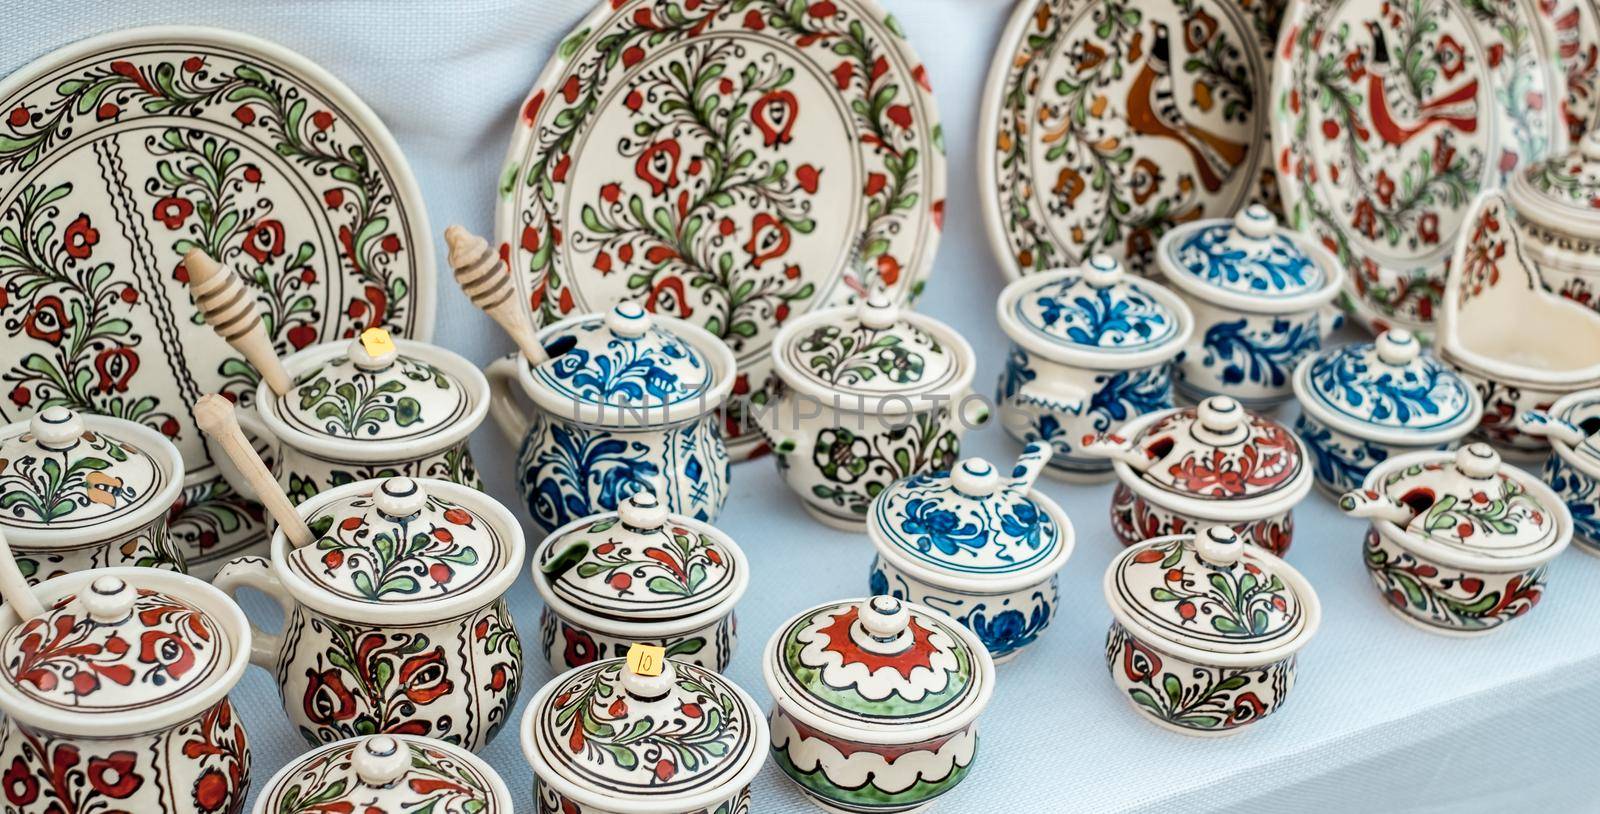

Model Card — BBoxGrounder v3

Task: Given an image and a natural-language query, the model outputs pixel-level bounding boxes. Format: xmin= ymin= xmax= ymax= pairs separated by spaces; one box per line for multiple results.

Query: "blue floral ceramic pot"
xmin=994 ymin=255 xmax=1193 ymax=482
xmin=486 ymin=303 xmax=735 ymax=533
xmin=1157 ymin=205 xmax=1345 ymax=407
xmin=1292 ymin=329 xmax=1481 ymax=495
xmin=1518 ymin=388 xmax=1600 ymax=555
xmin=866 ymin=443 xmax=1074 ymax=664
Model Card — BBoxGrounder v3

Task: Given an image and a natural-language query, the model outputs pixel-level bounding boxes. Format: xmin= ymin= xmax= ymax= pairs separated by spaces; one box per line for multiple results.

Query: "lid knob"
xmin=619 ymin=650 xmax=676 ymax=701
xmin=1455 ymin=443 xmax=1501 ymax=479
xmin=30 ymin=406 xmax=84 ymax=450
xmin=859 ymin=595 xmax=910 ymax=641
xmin=1081 ymin=254 xmax=1124 ymax=288
xmin=1582 ymin=129 xmax=1600 ymax=161
xmin=857 ymin=291 xmax=900 ymax=330
xmin=1194 ymin=525 xmax=1244 ymax=567
xmin=373 ymin=477 xmax=427 ymax=519
xmin=619 ymin=486 xmax=668 ymax=532
xmin=81 ymin=576 xmax=137 ymax=624
xmin=352 ymin=735 xmax=411 ymax=788
xmin=1196 ymin=396 xmax=1248 ymax=434
xmin=348 ymin=328 xmax=399 ymax=372
xmin=950 ymin=458 xmax=1001 ymax=498
xmin=1233 ymin=204 xmax=1278 ymax=240
xmin=1374 ymin=329 xmax=1420 ymax=366
xmin=606 ymin=302 xmax=652 ymax=338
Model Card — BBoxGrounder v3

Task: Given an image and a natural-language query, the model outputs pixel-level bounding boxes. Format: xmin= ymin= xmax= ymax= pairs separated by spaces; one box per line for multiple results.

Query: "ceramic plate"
xmin=499 ymin=0 xmax=945 ymax=461
xmin=0 ymin=26 xmax=435 ymax=572
xmin=979 ymin=0 xmax=1284 ymax=280
xmin=1553 ymin=0 xmax=1600 ymax=144
xmin=1272 ymin=0 xmax=1566 ymax=334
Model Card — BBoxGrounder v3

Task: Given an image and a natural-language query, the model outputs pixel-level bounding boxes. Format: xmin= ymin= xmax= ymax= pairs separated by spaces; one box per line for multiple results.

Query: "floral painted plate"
xmin=979 ymin=0 xmax=1284 ymax=279
xmin=0 ymin=27 xmax=435 ymax=574
xmin=1552 ymin=0 xmax=1600 ymax=144
xmin=498 ymin=0 xmax=945 ymax=461
xmin=1272 ymin=0 xmax=1566 ymax=334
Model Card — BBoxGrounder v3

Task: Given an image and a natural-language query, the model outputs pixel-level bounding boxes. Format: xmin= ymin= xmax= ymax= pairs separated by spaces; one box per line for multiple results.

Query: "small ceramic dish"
xmin=1505 ymin=129 xmax=1600 ymax=311
xmin=1517 ymin=388 xmax=1600 ymax=555
xmin=0 ymin=406 xmax=186 ymax=582
xmin=1104 ymin=525 xmax=1320 ymax=736
xmin=995 ymin=255 xmax=1193 ymax=481
xmin=760 ymin=293 xmax=984 ymax=529
xmin=867 ymin=443 xmax=1074 ymax=663
xmin=764 ymin=596 xmax=995 ymax=813
xmin=1156 ymin=205 xmax=1344 ymax=406
xmin=533 ymin=486 xmax=749 ymax=673
xmin=522 ymin=655 xmax=768 ymax=814
xmin=1082 ymin=395 xmax=1312 ymax=555
xmin=1340 ymin=443 xmax=1572 ymax=635
xmin=254 ymin=734 xmax=514 ymax=814
xmin=1293 ymin=329 xmax=1482 ymax=494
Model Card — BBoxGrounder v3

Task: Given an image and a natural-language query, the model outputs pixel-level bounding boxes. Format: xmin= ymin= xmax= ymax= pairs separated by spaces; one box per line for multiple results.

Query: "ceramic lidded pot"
xmin=1519 ymin=388 xmax=1600 ymax=554
xmin=487 ymin=303 xmax=734 ymax=533
xmin=254 ymin=733 xmax=513 ymax=814
xmin=1293 ymin=329 xmax=1482 ymax=494
xmin=764 ymin=596 xmax=995 ymax=813
xmin=1082 ymin=395 xmax=1313 ymax=556
xmin=0 ymin=568 xmax=252 ymax=812
xmin=1156 ymin=205 xmax=1345 ymax=406
xmin=761 ymin=293 xmax=984 ymax=529
xmin=213 ymin=476 xmax=524 ymax=750
xmin=533 ymin=486 xmax=748 ymax=672
xmin=521 ymin=654 xmax=768 ymax=814
xmin=994 ymin=255 xmax=1193 ymax=481
xmin=866 ymin=443 xmax=1074 ymax=663
xmin=1505 ymin=129 xmax=1600 ymax=311
xmin=1104 ymin=525 xmax=1320 ymax=736
xmin=1339 ymin=444 xmax=1572 ymax=634
xmin=0 ymin=406 xmax=186 ymax=582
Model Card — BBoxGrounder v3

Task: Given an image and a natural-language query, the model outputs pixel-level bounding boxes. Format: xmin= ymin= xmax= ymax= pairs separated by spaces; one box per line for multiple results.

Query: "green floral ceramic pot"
xmin=253 ymin=734 xmax=513 ymax=814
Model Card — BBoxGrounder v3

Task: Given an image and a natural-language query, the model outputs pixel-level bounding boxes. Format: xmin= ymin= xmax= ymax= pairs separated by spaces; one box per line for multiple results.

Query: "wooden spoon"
xmin=444 ymin=225 xmax=548 ymax=365
xmin=194 ymin=394 xmax=314 ymax=547
xmin=183 ymin=248 xmax=295 ymax=397
xmin=0 ymin=528 xmax=44 ymax=621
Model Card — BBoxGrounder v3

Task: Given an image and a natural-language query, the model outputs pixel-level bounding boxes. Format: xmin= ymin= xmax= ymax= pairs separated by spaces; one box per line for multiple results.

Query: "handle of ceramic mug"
xmin=206 ymin=406 xmax=277 ymax=503
xmin=213 ymin=555 xmax=292 ymax=668
xmin=486 ymin=356 xmax=534 ymax=445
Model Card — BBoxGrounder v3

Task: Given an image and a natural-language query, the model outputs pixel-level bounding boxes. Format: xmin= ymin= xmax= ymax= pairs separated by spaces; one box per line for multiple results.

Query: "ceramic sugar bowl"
xmin=1083 ymin=396 xmax=1313 ymax=556
xmin=255 ymin=734 xmax=514 ymax=814
xmin=0 ymin=568 xmax=252 ymax=812
xmin=1505 ymin=129 xmax=1600 ymax=311
xmin=1340 ymin=444 xmax=1572 ymax=635
xmin=1104 ymin=525 xmax=1320 ymax=736
xmin=995 ymin=255 xmax=1193 ymax=481
xmin=1519 ymin=388 xmax=1600 ymax=554
xmin=213 ymin=476 xmax=524 ymax=749
xmin=522 ymin=653 xmax=768 ymax=813
xmin=533 ymin=487 xmax=749 ymax=673
xmin=1293 ymin=329 xmax=1482 ymax=494
xmin=761 ymin=294 xmax=984 ymax=529
xmin=488 ymin=303 xmax=734 ymax=534
xmin=0 ymin=406 xmax=187 ymax=582
xmin=1156 ymin=205 xmax=1345 ymax=406
xmin=764 ymin=596 xmax=995 ymax=813
xmin=866 ymin=443 xmax=1074 ymax=663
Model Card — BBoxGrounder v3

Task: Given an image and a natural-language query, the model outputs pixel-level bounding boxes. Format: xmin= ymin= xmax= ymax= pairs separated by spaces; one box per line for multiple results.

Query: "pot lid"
xmin=536 ymin=488 xmax=748 ymax=623
xmin=1512 ymin=129 xmax=1600 ymax=223
xmin=1105 ymin=526 xmax=1318 ymax=662
xmin=272 ymin=329 xmax=474 ymax=443
xmin=1297 ymin=330 xmax=1480 ymax=438
xmin=1161 ymin=205 xmax=1329 ymax=300
xmin=525 ymin=654 xmax=765 ymax=810
xmin=765 ymin=596 xmax=993 ymax=734
xmin=260 ymin=734 xmax=512 ymax=813
xmin=0 ymin=574 xmax=232 ymax=714
xmin=775 ymin=293 xmax=971 ymax=403
xmin=291 ymin=477 xmax=509 ymax=606
xmin=1003 ymin=255 xmax=1188 ymax=354
xmin=0 ymin=407 xmax=172 ymax=532
xmin=534 ymin=303 xmax=717 ymax=410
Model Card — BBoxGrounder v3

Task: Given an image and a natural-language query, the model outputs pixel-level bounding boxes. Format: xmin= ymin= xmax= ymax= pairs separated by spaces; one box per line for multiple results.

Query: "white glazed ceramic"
xmin=1517 ymin=388 xmax=1600 ymax=554
xmin=1156 ymin=206 xmax=1345 ymax=407
xmin=1505 ymin=129 xmax=1600 ymax=310
xmin=0 ymin=406 xmax=187 ymax=582
xmin=867 ymin=443 xmax=1074 ymax=663
xmin=1293 ymin=329 xmax=1482 ymax=494
xmin=1103 ymin=525 xmax=1320 ymax=736
xmin=1340 ymin=443 xmax=1572 ymax=635
xmin=760 ymin=293 xmax=985 ymax=529
xmin=533 ymin=486 xmax=748 ymax=674
xmin=763 ymin=596 xmax=995 ymax=814
xmin=0 ymin=567 xmax=252 ymax=812
xmin=254 ymin=734 xmax=514 ymax=814
xmin=213 ymin=476 xmax=524 ymax=750
xmin=994 ymin=255 xmax=1193 ymax=481
xmin=522 ymin=655 xmax=768 ymax=814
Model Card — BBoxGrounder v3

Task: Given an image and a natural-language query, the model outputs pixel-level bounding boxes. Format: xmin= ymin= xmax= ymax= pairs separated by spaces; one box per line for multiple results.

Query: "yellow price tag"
xmin=626 ymin=644 xmax=666 ymax=677
xmin=359 ymin=327 xmax=396 ymax=358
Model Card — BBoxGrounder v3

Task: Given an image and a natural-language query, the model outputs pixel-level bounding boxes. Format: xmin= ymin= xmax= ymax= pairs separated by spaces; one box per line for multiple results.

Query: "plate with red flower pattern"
xmin=499 ymin=0 xmax=946 ymax=461
xmin=0 ymin=26 xmax=435 ymax=573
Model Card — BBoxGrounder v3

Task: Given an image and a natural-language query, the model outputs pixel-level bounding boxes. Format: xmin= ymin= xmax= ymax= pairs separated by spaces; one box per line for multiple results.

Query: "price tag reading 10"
xmin=627 ymin=644 xmax=666 ymax=676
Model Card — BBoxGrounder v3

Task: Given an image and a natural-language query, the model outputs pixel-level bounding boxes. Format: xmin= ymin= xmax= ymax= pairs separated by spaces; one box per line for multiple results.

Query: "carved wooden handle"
xmin=0 ymin=528 xmax=44 ymax=621
xmin=194 ymin=394 xmax=314 ymax=547
xmin=183 ymin=249 xmax=295 ymax=397
xmin=445 ymin=226 xmax=548 ymax=365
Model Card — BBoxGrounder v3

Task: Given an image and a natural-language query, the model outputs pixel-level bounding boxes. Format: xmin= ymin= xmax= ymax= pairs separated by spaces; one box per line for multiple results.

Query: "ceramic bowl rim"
xmin=1155 ymin=217 xmax=1347 ymax=314
xmin=865 ymin=484 xmax=1075 ymax=594
xmin=994 ymin=266 xmax=1194 ymax=369
xmin=768 ymin=304 xmax=978 ymax=415
xmin=253 ymin=733 xmax=516 ymax=813
xmin=1291 ymin=352 xmax=1483 ymax=446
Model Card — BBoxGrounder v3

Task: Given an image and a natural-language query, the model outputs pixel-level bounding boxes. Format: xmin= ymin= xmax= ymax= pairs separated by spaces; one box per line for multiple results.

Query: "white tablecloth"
xmin=3 ymin=1 xmax=1599 ymax=811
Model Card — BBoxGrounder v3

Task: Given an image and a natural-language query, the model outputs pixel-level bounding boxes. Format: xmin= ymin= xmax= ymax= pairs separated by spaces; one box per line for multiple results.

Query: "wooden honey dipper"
xmin=182 ymin=248 xmax=295 ymax=397
xmin=193 ymin=394 xmax=314 ymax=547
xmin=444 ymin=225 xmax=548 ymax=365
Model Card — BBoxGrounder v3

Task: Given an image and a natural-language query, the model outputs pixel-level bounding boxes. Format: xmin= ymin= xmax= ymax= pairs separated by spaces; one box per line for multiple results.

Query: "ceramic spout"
xmin=1079 ymin=431 xmax=1154 ymax=471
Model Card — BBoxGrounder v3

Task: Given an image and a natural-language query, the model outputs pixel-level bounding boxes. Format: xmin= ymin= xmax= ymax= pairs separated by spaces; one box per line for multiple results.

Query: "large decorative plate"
xmin=0 ymin=27 xmax=435 ymax=573
xmin=499 ymin=0 xmax=946 ymax=461
xmin=1272 ymin=0 xmax=1565 ymax=334
xmin=979 ymin=0 xmax=1284 ymax=280
xmin=1551 ymin=0 xmax=1600 ymax=144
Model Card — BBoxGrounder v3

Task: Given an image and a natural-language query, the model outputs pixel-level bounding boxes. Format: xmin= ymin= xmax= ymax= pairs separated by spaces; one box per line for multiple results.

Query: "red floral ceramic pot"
xmin=254 ymin=734 xmax=513 ymax=814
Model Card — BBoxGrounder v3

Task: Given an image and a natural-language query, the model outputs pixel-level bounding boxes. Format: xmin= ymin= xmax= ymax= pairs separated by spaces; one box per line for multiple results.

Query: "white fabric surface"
xmin=4 ymin=1 xmax=1600 ymax=812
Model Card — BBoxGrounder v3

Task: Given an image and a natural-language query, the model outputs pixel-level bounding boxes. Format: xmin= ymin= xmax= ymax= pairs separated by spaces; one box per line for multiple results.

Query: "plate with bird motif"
xmin=1272 ymin=0 xmax=1568 ymax=335
xmin=979 ymin=0 xmax=1284 ymax=280
xmin=499 ymin=0 xmax=946 ymax=462
xmin=0 ymin=27 xmax=435 ymax=574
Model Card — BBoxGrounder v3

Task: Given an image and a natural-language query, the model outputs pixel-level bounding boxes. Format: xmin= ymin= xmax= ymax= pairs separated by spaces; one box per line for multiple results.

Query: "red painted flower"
xmin=242 ymin=219 xmax=285 ymax=264
xmin=745 ymin=213 xmax=791 ymax=268
xmin=443 ymin=507 xmax=474 ymax=526
xmin=86 ymin=752 xmax=143 ymax=799
xmin=232 ymin=105 xmax=256 ymax=125
xmin=183 ymin=56 xmax=205 ymax=73
xmin=311 ymin=110 xmax=335 ymax=131
xmin=885 ymin=104 xmax=914 ymax=129
xmin=654 ymin=759 xmax=677 ymax=782
xmin=7 ymin=105 xmax=29 ymax=128
xmin=1438 ymin=35 xmax=1466 ymax=79
xmin=398 ymin=647 xmax=454 ymax=705
xmin=796 ymin=164 xmax=821 ymax=194
xmin=152 ymin=196 xmax=194 ymax=229
xmin=1227 ymin=692 xmax=1267 ymax=725
xmin=8 ymin=386 xmax=29 ymax=409
xmin=23 ymin=296 xmax=66 ymax=344
xmin=608 ymin=573 xmax=633 ymax=591
xmin=751 ymin=90 xmax=798 ymax=146
xmin=63 ymin=214 xmax=98 ymax=259
xmin=1418 ymin=212 xmax=1440 ymax=244
xmin=3 ymin=757 xmax=37 ymax=805
xmin=1121 ymin=636 xmax=1162 ymax=681
xmin=138 ymin=629 xmax=197 ymax=682
xmin=562 ymin=626 xmax=599 ymax=667
xmin=743 ymin=9 xmax=765 ymax=29
xmin=192 ymin=767 xmax=232 ymax=812
xmin=634 ymin=139 xmax=682 ymax=197
xmin=94 ymin=346 xmax=139 ymax=393
xmin=429 ymin=563 xmax=453 ymax=584
xmin=303 ymin=668 xmax=359 ymax=725
xmin=1374 ymin=169 xmax=1395 ymax=207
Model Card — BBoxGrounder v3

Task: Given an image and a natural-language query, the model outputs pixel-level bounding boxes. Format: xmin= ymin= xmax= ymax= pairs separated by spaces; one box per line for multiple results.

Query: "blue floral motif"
xmin=1087 ymin=367 xmax=1174 ymax=432
xmin=899 ymin=497 xmax=987 ymax=557
xmin=868 ymin=564 xmax=890 ymax=598
xmin=1544 ymin=453 xmax=1600 ymax=551
xmin=996 ymin=346 xmax=1036 ymax=405
xmin=999 ymin=502 xmax=1046 ymax=552
xmin=1016 ymin=278 xmax=1178 ymax=351
xmin=537 ymin=326 xmax=707 ymax=407
xmin=1307 ymin=345 xmax=1472 ymax=431
xmin=1197 ymin=317 xmax=1319 ymax=391
xmin=1170 ymin=223 xmax=1322 ymax=296
xmin=1296 ymin=414 xmax=1387 ymax=493
xmin=965 ymin=592 xmax=1052 ymax=658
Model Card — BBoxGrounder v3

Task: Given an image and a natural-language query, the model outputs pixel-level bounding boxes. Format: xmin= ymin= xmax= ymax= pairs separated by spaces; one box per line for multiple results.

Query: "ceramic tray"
xmin=0 ymin=26 xmax=435 ymax=573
